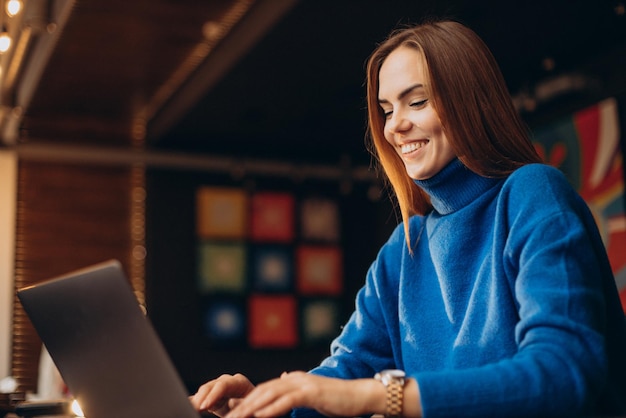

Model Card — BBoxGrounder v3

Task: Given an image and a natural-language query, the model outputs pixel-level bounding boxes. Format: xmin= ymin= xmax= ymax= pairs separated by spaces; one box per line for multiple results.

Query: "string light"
xmin=6 ymin=0 xmax=22 ymax=17
xmin=0 ymin=28 xmax=11 ymax=53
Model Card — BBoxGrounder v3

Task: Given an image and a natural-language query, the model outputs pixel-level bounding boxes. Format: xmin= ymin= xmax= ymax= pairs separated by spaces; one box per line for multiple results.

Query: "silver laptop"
xmin=17 ymin=259 xmax=200 ymax=418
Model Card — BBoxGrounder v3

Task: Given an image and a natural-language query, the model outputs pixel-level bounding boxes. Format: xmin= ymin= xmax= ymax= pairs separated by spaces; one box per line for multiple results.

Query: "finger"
xmin=227 ymin=379 xmax=300 ymax=418
xmin=253 ymin=392 xmax=300 ymax=418
xmin=192 ymin=374 xmax=251 ymax=412
xmin=199 ymin=377 xmax=236 ymax=411
xmin=190 ymin=380 xmax=217 ymax=409
xmin=228 ymin=398 xmax=242 ymax=409
xmin=224 ymin=383 xmax=279 ymax=417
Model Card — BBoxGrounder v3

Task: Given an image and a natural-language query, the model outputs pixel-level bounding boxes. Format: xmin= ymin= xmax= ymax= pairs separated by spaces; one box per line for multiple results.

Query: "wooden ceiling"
xmin=1 ymin=0 xmax=296 ymax=147
xmin=2 ymin=0 xmax=625 ymax=166
xmin=21 ymin=0 xmax=243 ymax=147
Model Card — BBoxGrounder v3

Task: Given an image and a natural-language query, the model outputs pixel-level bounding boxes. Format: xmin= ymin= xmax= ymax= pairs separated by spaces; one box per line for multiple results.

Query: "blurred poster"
xmin=532 ymin=98 xmax=626 ymax=312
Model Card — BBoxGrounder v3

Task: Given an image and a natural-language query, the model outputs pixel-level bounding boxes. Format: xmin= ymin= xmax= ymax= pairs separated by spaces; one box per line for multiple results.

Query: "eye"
xmin=381 ymin=107 xmax=393 ymax=119
xmin=410 ymin=99 xmax=428 ymax=108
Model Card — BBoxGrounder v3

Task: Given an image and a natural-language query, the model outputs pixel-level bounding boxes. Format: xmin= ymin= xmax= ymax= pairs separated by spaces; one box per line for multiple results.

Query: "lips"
xmin=401 ymin=141 xmax=427 ymax=154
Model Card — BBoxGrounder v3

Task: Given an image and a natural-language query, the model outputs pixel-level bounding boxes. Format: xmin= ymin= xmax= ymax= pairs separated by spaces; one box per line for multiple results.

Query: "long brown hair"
xmin=366 ymin=20 xmax=541 ymax=249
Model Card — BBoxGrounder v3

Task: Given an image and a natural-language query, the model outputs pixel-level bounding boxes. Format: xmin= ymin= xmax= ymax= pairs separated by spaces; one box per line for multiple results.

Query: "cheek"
xmin=439 ymin=135 xmax=456 ymax=161
xmin=428 ymin=122 xmax=450 ymax=148
xmin=418 ymin=112 xmax=442 ymax=133
xmin=382 ymin=125 xmax=394 ymax=144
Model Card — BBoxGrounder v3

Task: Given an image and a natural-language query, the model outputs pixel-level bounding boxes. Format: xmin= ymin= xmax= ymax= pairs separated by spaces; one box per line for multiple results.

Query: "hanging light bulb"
xmin=0 ymin=27 xmax=11 ymax=53
xmin=6 ymin=0 xmax=22 ymax=17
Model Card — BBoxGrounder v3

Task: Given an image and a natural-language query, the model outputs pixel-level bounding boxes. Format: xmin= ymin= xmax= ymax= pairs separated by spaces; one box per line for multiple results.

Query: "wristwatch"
xmin=374 ymin=369 xmax=406 ymax=418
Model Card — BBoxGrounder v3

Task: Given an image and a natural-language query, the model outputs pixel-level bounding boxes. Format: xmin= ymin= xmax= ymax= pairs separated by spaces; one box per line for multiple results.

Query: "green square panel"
xmin=198 ymin=242 xmax=247 ymax=293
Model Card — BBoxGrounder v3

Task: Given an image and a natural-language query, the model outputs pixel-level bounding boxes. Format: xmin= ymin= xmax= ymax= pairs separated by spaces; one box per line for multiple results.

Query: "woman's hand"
xmin=220 ymin=371 xmax=385 ymax=418
xmin=190 ymin=373 xmax=256 ymax=417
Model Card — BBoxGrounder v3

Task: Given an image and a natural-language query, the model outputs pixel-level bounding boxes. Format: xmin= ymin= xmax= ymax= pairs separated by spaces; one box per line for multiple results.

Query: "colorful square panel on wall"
xmin=250 ymin=192 xmax=294 ymax=242
xmin=202 ymin=297 xmax=246 ymax=345
xmin=248 ymin=295 xmax=297 ymax=348
xmin=296 ymin=246 xmax=342 ymax=295
xmin=198 ymin=242 xmax=247 ymax=293
xmin=532 ymin=97 xmax=626 ymax=312
xmin=300 ymin=197 xmax=340 ymax=242
xmin=197 ymin=187 xmax=247 ymax=239
xmin=301 ymin=299 xmax=340 ymax=345
xmin=251 ymin=245 xmax=293 ymax=292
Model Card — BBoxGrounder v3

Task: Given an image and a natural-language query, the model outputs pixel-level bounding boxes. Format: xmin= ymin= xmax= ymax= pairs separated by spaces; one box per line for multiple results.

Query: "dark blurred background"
xmin=3 ymin=0 xmax=625 ymax=395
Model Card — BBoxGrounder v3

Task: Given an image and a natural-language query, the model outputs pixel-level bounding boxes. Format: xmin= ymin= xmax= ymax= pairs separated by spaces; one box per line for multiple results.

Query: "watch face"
xmin=376 ymin=369 xmax=406 ymax=385
xmin=385 ymin=370 xmax=406 ymax=378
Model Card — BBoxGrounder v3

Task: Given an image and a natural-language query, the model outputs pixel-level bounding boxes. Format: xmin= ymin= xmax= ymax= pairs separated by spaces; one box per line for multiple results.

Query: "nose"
xmin=386 ymin=111 xmax=411 ymax=135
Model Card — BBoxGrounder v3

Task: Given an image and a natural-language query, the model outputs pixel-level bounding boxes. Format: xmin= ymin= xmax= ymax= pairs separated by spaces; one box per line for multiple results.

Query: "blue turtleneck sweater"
xmin=296 ymin=159 xmax=626 ymax=417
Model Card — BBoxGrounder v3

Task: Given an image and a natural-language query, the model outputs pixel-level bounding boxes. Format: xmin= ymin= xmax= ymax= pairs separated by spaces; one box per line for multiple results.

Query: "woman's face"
xmin=378 ymin=46 xmax=456 ymax=180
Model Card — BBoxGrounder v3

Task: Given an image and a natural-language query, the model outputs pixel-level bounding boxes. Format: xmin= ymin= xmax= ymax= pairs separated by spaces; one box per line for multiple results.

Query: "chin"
xmin=406 ymin=168 xmax=431 ymax=181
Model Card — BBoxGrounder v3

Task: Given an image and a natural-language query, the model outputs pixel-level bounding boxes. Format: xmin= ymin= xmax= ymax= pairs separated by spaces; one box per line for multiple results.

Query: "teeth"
xmin=401 ymin=141 xmax=426 ymax=154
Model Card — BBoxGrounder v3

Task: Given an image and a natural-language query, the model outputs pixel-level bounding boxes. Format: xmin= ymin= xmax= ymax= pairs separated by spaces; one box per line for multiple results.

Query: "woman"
xmin=191 ymin=20 xmax=626 ymax=417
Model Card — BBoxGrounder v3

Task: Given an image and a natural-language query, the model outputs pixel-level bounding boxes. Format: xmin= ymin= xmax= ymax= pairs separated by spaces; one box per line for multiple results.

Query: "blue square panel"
xmin=251 ymin=245 xmax=293 ymax=292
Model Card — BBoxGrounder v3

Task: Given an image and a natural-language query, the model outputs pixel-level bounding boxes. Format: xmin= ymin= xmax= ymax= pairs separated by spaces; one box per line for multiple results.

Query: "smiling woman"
xmin=189 ymin=20 xmax=626 ymax=418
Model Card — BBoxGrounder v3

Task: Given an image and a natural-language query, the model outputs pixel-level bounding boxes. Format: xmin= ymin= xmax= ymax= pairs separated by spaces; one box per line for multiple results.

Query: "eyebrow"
xmin=378 ymin=83 xmax=424 ymax=105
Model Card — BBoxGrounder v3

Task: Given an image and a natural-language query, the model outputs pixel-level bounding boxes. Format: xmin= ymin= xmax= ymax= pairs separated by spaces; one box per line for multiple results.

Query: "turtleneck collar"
xmin=413 ymin=159 xmax=501 ymax=215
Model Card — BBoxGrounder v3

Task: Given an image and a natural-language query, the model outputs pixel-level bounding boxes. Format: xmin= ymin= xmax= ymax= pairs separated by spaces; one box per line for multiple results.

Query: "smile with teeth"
xmin=401 ymin=141 xmax=427 ymax=154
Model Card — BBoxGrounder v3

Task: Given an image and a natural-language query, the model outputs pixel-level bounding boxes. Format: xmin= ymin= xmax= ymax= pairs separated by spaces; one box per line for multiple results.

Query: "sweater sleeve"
xmin=415 ymin=165 xmax=618 ymax=417
xmin=291 ymin=223 xmax=408 ymax=418
xmin=312 ymin=221 xmax=408 ymax=378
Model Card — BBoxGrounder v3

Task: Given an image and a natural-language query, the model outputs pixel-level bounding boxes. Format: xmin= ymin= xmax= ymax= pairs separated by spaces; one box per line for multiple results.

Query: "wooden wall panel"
xmin=11 ymin=161 xmax=134 ymax=392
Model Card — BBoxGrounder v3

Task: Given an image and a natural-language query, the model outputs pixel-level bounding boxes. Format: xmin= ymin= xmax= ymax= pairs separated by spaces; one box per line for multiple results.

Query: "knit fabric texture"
xmin=293 ymin=159 xmax=626 ymax=418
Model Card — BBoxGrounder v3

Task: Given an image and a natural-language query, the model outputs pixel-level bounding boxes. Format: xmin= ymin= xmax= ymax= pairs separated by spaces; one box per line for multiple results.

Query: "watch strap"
xmin=375 ymin=369 xmax=405 ymax=418
xmin=385 ymin=378 xmax=403 ymax=418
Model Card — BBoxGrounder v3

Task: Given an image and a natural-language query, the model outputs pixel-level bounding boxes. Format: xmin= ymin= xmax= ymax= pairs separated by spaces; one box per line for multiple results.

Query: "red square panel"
xmin=248 ymin=295 xmax=297 ymax=348
xmin=296 ymin=246 xmax=342 ymax=295
xmin=250 ymin=192 xmax=294 ymax=242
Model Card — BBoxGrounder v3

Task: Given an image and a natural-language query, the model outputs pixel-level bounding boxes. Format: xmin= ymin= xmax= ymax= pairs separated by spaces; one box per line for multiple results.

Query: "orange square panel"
xmin=197 ymin=187 xmax=247 ymax=239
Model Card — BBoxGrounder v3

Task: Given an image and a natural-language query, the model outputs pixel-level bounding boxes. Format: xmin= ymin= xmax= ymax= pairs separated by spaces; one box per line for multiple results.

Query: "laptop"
xmin=17 ymin=259 xmax=201 ymax=418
